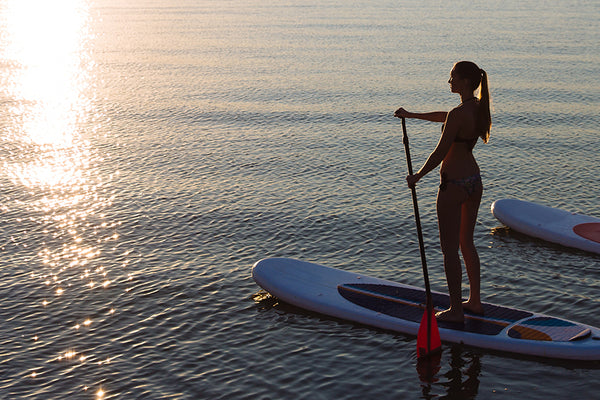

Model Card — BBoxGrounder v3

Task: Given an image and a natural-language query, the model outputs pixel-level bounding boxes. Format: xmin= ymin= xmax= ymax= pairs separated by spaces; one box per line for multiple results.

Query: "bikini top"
xmin=454 ymin=136 xmax=478 ymax=144
xmin=441 ymin=124 xmax=479 ymax=148
xmin=454 ymin=135 xmax=478 ymax=150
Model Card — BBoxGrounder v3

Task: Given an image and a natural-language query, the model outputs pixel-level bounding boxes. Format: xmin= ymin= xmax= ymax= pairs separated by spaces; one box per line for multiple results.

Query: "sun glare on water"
xmin=1 ymin=0 xmax=94 ymax=188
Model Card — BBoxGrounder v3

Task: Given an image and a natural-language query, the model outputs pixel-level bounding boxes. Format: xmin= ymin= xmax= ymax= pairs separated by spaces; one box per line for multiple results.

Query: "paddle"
xmin=401 ymin=117 xmax=442 ymax=358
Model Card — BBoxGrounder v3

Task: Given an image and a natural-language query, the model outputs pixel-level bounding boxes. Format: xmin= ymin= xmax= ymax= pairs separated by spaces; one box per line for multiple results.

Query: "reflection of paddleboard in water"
xmin=491 ymin=199 xmax=600 ymax=254
xmin=252 ymin=257 xmax=600 ymax=361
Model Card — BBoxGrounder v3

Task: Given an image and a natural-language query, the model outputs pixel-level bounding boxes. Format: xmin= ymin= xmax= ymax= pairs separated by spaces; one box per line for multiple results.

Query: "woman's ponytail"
xmin=477 ymin=69 xmax=492 ymax=143
xmin=454 ymin=61 xmax=492 ymax=143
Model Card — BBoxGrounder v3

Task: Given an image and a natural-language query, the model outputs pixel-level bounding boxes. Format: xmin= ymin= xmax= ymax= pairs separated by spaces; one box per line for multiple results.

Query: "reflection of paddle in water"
xmin=417 ymin=344 xmax=481 ymax=399
xmin=416 ymin=351 xmax=442 ymax=384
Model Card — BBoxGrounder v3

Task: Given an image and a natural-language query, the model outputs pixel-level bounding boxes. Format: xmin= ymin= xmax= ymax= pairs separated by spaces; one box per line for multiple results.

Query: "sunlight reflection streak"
xmin=1 ymin=0 xmax=94 ymax=187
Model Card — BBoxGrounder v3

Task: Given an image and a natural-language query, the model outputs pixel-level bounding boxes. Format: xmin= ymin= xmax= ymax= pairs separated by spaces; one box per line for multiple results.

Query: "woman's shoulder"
xmin=444 ymin=103 xmax=476 ymax=136
xmin=450 ymin=101 xmax=478 ymax=120
xmin=453 ymin=99 xmax=479 ymax=112
xmin=446 ymin=106 xmax=463 ymax=123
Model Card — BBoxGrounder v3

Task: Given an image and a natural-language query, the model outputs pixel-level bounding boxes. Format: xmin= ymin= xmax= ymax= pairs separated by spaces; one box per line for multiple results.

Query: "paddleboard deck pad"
xmin=492 ymin=198 xmax=600 ymax=254
xmin=252 ymin=257 xmax=600 ymax=360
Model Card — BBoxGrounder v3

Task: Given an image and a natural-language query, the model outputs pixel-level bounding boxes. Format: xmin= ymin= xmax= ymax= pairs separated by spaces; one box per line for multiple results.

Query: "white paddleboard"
xmin=491 ymin=199 xmax=600 ymax=254
xmin=252 ymin=257 xmax=600 ymax=360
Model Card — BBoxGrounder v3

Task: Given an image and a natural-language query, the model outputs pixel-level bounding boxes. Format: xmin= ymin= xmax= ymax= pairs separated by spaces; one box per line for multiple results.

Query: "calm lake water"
xmin=1 ymin=0 xmax=599 ymax=398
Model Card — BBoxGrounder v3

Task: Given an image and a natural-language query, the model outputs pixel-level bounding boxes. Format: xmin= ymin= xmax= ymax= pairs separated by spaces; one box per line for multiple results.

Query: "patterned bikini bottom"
xmin=440 ymin=173 xmax=482 ymax=196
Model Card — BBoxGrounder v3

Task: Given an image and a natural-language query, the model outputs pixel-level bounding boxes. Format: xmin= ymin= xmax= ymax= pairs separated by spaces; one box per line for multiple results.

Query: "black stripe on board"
xmin=338 ymin=283 xmax=533 ymax=336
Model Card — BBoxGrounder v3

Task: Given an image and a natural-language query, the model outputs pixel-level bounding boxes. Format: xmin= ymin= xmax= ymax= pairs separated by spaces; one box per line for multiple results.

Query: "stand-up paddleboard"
xmin=252 ymin=257 xmax=600 ymax=360
xmin=491 ymin=199 xmax=600 ymax=254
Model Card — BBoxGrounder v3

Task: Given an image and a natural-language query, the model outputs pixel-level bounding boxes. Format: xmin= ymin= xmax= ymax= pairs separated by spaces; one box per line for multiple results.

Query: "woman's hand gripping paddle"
xmin=401 ymin=118 xmax=442 ymax=359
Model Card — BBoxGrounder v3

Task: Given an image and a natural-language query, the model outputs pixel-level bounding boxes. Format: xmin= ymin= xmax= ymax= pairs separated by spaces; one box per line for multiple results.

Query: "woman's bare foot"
xmin=463 ymin=300 xmax=484 ymax=315
xmin=435 ymin=308 xmax=464 ymax=323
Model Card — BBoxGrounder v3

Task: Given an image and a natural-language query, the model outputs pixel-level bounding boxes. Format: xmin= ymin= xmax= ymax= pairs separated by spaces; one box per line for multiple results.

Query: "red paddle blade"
xmin=417 ymin=310 xmax=442 ymax=358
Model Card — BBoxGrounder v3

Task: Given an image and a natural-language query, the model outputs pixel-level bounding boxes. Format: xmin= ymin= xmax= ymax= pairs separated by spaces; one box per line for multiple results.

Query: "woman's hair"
xmin=454 ymin=61 xmax=492 ymax=143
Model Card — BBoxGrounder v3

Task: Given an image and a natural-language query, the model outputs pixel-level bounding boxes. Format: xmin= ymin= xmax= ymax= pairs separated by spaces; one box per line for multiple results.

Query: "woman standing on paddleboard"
xmin=394 ymin=61 xmax=491 ymax=323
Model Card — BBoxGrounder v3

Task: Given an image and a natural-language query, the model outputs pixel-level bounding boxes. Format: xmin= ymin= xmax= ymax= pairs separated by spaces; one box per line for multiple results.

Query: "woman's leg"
xmin=436 ymin=185 xmax=466 ymax=322
xmin=460 ymin=186 xmax=484 ymax=314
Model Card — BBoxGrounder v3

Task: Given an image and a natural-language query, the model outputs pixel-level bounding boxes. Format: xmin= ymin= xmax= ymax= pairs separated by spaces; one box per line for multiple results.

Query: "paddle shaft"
xmin=401 ymin=118 xmax=435 ymax=351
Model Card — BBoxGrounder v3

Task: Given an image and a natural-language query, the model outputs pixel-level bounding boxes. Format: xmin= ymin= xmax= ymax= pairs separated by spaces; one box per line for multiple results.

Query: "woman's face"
xmin=448 ymin=69 xmax=467 ymax=93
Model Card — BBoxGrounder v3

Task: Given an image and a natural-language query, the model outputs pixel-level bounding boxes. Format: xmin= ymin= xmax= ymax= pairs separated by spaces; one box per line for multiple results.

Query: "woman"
xmin=394 ymin=61 xmax=491 ymax=323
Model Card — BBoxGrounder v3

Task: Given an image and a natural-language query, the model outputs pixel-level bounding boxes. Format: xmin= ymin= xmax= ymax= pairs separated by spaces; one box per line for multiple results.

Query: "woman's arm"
xmin=406 ymin=109 xmax=459 ymax=185
xmin=394 ymin=107 xmax=447 ymax=123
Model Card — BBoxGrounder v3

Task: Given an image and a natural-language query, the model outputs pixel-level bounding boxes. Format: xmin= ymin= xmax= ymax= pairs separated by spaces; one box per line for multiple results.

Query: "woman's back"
xmin=440 ymin=100 xmax=480 ymax=178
